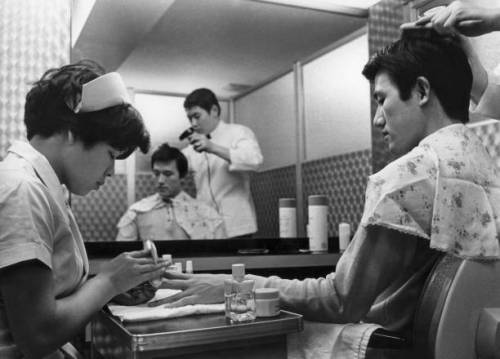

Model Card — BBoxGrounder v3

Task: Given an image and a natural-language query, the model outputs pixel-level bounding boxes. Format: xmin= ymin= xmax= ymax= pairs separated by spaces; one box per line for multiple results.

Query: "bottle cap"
xmin=162 ymin=254 xmax=172 ymax=264
xmin=255 ymin=288 xmax=279 ymax=300
xmin=185 ymin=260 xmax=193 ymax=274
xmin=232 ymin=263 xmax=245 ymax=281
xmin=308 ymin=195 xmax=328 ymax=206
xmin=279 ymin=198 xmax=296 ymax=207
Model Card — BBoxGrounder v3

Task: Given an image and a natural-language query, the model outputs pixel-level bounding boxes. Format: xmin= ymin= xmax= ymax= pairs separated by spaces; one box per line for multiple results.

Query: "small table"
xmin=91 ymin=309 xmax=303 ymax=359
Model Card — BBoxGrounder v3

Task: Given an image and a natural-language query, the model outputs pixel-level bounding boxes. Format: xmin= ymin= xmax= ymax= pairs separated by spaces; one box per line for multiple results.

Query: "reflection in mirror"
xmin=71 ymin=0 xmax=372 ymax=244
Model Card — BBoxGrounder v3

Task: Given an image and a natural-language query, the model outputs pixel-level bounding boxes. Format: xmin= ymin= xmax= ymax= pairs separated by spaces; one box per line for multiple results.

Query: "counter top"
xmin=89 ymin=252 xmax=340 ymax=274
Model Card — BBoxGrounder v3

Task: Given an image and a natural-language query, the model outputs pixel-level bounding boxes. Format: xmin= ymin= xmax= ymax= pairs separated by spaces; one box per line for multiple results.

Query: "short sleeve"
xmin=0 ymin=180 xmax=54 ymax=270
xmin=474 ymin=73 xmax=500 ymax=120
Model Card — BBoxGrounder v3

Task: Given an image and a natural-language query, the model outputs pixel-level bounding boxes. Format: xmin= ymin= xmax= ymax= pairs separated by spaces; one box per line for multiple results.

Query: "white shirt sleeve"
xmin=228 ymin=126 xmax=263 ymax=172
xmin=474 ymin=72 xmax=500 ymax=120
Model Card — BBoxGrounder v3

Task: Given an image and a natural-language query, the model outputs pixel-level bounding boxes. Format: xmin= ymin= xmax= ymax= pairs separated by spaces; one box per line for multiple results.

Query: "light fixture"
xmin=249 ymin=0 xmax=381 ymax=16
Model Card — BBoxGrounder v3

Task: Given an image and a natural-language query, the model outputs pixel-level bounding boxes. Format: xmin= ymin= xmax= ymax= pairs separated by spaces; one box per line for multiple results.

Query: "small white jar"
xmin=255 ymin=288 xmax=280 ymax=317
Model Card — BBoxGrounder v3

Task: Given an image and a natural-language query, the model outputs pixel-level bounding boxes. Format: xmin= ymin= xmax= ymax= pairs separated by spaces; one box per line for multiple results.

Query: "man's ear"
xmin=210 ymin=105 xmax=219 ymax=117
xmin=415 ymin=76 xmax=430 ymax=105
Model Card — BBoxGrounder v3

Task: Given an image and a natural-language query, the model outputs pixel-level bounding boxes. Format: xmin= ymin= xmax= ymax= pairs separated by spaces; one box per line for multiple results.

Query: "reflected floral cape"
xmin=117 ymin=191 xmax=224 ymax=239
xmin=361 ymin=124 xmax=500 ymax=259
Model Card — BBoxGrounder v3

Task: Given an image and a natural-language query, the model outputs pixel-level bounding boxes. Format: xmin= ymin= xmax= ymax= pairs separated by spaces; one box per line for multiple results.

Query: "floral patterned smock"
xmin=361 ymin=123 xmax=500 ymax=259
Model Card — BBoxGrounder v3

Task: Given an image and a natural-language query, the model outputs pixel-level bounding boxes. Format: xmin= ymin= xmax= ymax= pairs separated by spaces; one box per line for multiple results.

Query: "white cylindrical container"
xmin=255 ymin=288 xmax=280 ymax=317
xmin=308 ymin=195 xmax=328 ymax=252
xmin=338 ymin=222 xmax=351 ymax=253
xmin=279 ymin=198 xmax=297 ymax=238
xmin=185 ymin=260 xmax=193 ymax=274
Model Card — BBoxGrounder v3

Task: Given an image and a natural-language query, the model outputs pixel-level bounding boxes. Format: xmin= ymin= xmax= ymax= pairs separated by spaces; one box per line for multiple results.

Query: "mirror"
xmin=71 ymin=0 xmax=372 ymax=242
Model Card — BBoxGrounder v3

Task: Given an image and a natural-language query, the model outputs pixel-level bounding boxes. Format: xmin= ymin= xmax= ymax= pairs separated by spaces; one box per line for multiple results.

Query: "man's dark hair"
xmin=184 ymin=88 xmax=221 ymax=116
xmin=24 ymin=59 xmax=150 ymax=159
xmin=362 ymin=29 xmax=472 ymax=123
xmin=151 ymin=143 xmax=188 ymax=178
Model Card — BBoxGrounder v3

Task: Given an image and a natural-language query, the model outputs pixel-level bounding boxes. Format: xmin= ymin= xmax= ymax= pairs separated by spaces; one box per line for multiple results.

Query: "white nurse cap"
xmin=74 ymin=72 xmax=131 ymax=113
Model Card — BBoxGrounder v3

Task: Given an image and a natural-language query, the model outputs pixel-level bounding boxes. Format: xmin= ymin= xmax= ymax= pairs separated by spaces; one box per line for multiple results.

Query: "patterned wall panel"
xmin=302 ymin=149 xmax=372 ymax=237
xmin=251 ymin=165 xmax=297 ymax=238
xmin=0 ymin=0 xmax=70 ymax=158
xmin=368 ymin=0 xmax=407 ymax=172
xmin=72 ymin=175 xmax=128 ymax=241
xmin=469 ymin=121 xmax=500 ymax=166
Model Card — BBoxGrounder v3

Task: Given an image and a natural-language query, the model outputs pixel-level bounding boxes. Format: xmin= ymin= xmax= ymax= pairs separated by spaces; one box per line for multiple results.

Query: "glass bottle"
xmin=224 ymin=263 xmax=256 ymax=323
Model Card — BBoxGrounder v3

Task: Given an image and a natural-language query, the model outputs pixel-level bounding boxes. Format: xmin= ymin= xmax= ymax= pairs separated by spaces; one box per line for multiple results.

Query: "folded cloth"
xmin=287 ymin=320 xmax=381 ymax=359
xmin=108 ymin=289 xmax=225 ymax=322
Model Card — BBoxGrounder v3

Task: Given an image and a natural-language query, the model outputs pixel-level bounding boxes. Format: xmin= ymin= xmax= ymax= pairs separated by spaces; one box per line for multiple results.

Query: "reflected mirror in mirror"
xmin=71 ymin=0 xmax=373 ymax=244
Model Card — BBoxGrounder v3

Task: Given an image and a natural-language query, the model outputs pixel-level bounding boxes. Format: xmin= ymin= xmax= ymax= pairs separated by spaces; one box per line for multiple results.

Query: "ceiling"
xmin=72 ymin=0 xmax=367 ymax=99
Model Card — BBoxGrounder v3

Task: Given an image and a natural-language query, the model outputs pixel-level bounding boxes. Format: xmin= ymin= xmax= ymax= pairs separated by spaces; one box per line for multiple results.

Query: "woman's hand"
xmin=111 ymin=281 xmax=157 ymax=306
xmin=413 ymin=2 xmax=499 ymax=37
xmin=98 ymin=249 xmax=168 ymax=296
xmin=148 ymin=271 xmax=230 ymax=308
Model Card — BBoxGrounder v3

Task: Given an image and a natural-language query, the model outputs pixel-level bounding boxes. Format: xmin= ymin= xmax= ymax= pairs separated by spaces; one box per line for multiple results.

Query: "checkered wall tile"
xmin=368 ymin=0 xmax=406 ymax=172
xmin=469 ymin=121 xmax=500 ymax=167
xmin=302 ymin=149 xmax=372 ymax=237
xmin=0 ymin=0 xmax=70 ymax=158
xmin=251 ymin=165 xmax=297 ymax=238
xmin=72 ymin=175 xmax=128 ymax=241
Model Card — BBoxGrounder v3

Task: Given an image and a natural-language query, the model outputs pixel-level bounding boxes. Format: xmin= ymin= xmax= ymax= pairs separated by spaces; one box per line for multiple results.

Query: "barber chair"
xmin=366 ymin=254 xmax=500 ymax=359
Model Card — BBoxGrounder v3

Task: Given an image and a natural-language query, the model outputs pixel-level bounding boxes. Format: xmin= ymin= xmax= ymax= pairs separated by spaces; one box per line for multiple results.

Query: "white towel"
xmin=108 ymin=289 xmax=225 ymax=322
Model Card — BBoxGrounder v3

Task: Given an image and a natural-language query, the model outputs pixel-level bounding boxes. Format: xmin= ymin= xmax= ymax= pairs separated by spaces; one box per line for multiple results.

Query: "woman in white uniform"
xmin=0 ymin=60 xmax=168 ymax=358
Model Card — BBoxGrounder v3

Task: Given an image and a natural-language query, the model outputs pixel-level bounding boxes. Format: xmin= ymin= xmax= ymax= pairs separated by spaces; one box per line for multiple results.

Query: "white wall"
xmin=234 ymin=30 xmax=371 ymax=170
xmin=303 ymin=33 xmax=370 ymax=160
xmin=133 ymin=93 xmax=229 ymax=172
xmin=235 ymin=73 xmax=296 ymax=171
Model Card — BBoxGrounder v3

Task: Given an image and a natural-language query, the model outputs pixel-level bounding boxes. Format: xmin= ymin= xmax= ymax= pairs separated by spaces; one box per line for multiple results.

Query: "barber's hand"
xmin=147 ymin=272 xmax=230 ymax=308
xmin=98 ymin=249 xmax=169 ymax=296
xmin=188 ymin=133 xmax=213 ymax=153
xmin=111 ymin=281 xmax=157 ymax=306
xmin=412 ymin=1 xmax=495 ymax=37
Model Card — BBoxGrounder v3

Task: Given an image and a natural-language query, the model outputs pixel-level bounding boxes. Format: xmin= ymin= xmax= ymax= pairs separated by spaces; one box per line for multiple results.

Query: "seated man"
xmin=153 ymin=30 xmax=500 ymax=358
xmin=116 ymin=143 xmax=226 ymax=240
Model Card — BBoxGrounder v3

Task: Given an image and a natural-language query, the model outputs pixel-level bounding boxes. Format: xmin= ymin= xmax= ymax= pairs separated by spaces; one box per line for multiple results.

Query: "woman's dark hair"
xmin=150 ymin=143 xmax=188 ymax=178
xmin=183 ymin=88 xmax=221 ymax=116
xmin=362 ymin=29 xmax=472 ymax=123
xmin=24 ymin=59 xmax=150 ymax=159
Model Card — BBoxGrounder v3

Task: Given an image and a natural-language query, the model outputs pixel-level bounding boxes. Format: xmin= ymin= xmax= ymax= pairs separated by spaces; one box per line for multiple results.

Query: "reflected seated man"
xmin=116 ymin=143 xmax=226 ymax=241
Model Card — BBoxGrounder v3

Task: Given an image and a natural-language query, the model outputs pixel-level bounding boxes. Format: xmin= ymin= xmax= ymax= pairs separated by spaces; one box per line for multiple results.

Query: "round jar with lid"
xmin=255 ymin=288 xmax=280 ymax=317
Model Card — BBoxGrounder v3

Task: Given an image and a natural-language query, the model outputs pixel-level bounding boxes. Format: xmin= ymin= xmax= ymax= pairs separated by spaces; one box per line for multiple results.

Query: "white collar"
xmin=8 ymin=141 xmax=68 ymax=211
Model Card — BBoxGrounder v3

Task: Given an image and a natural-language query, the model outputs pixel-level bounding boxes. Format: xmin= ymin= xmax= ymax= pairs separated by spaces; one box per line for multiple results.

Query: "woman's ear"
xmin=415 ymin=76 xmax=431 ymax=105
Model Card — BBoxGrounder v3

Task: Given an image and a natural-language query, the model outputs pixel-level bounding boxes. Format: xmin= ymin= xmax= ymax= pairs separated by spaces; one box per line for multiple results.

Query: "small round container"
xmin=255 ymin=288 xmax=280 ymax=317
